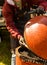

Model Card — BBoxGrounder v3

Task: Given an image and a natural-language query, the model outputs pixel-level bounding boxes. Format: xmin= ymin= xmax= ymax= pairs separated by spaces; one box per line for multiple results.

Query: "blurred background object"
xmin=0 ymin=0 xmax=5 ymax=6
xmin=0 ymin=0 xmax=11 ymax=65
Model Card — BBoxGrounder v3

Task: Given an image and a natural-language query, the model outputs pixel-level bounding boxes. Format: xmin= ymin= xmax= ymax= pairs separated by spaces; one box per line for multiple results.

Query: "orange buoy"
xmin=16 ymin=16 xmax=47 ymax=65
xmin=24 ymin=16 xmax=47 ymax=59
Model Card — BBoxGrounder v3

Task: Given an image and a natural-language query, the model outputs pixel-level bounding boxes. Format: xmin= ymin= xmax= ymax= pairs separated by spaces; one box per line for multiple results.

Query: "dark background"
xmin=0 ymin=0 xmax=5 ymax=6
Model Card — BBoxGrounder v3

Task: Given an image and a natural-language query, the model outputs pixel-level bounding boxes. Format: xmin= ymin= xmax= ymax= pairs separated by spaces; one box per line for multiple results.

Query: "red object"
xmin=24 ymin=16 xmax=47 ymax=59
xmin=2 ymin=0 xmax=47 ymax=38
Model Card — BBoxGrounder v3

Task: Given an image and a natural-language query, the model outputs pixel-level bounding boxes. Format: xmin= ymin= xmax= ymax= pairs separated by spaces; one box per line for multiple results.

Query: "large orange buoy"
xmin=16 ymin=16 xmax=47 ymax=65
xmin=24 ymin=16 xmax=47 ymax=59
